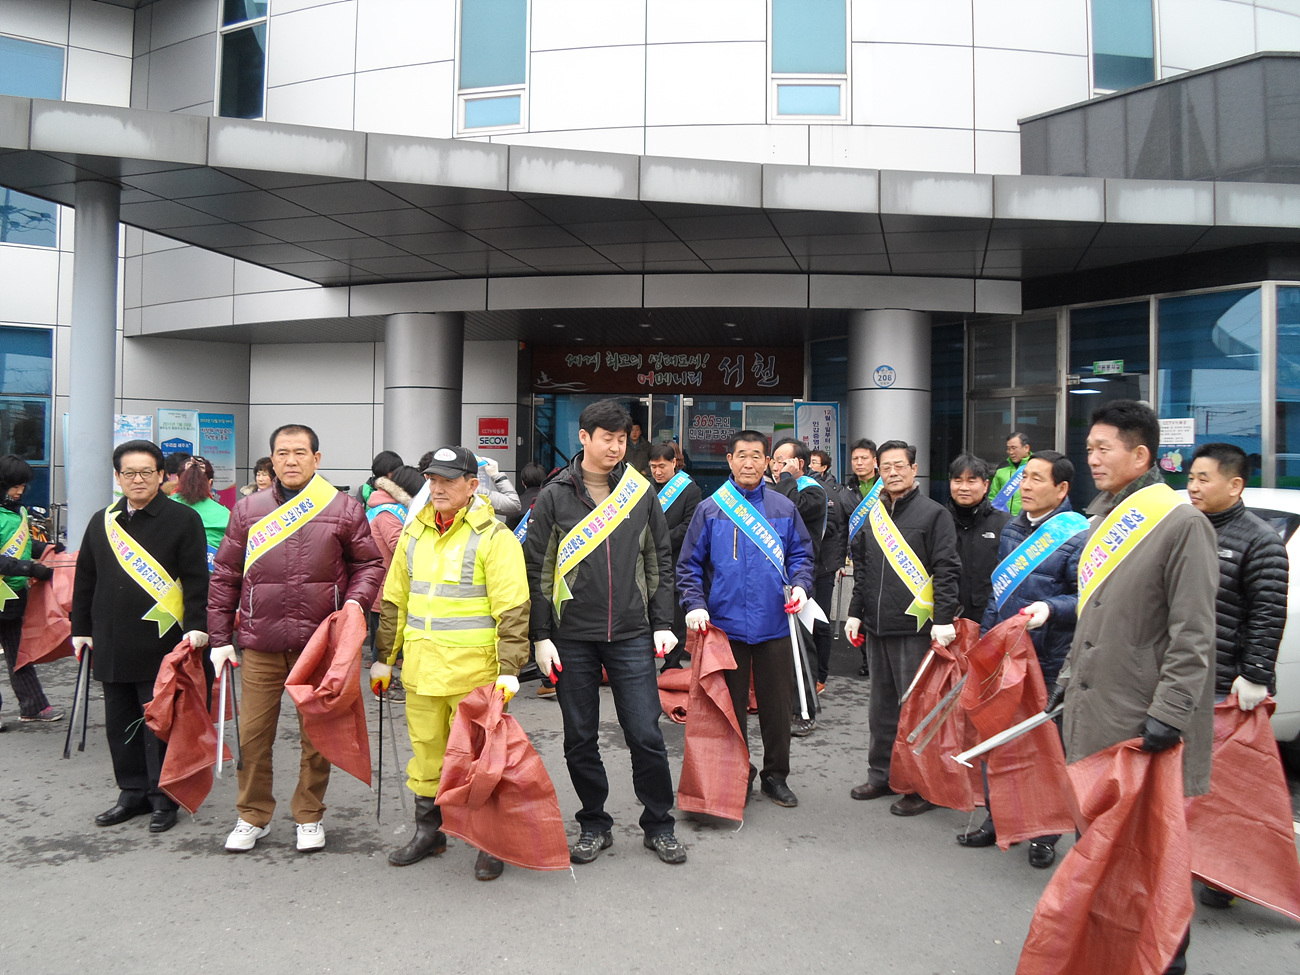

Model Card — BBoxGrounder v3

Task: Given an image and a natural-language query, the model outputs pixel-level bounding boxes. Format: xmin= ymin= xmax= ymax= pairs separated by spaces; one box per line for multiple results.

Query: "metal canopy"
xmin=4 ymin=95 xmax=1300 ymax=293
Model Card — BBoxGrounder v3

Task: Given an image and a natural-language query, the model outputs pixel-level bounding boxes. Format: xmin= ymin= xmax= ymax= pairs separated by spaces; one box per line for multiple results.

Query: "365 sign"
xmin=477 ymin=417 xmax=510 ymax=450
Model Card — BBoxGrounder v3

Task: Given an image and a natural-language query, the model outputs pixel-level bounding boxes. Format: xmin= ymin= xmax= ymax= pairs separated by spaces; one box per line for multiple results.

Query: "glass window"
xmin=1015 ymin=319 xmax=1057 ymax=386
xmin=1 ymin=189 xmax=58 ymax=247
xmin=1092 ymin=0 xmax=1155 ymax=91
xmin=218 ymin=4 xmax=268 ymax=119
xmin=770 ymin=0 xmax=848 ymax=120
xmin=464 ymin=94 xmax=521 ymax=129
xmin=1157 ymin=289 xmax=1261 ymax=487
xmin=1277 ymin=287 xmax=1300 ymax=486
xmin=458 ymin=0 xmax=528 ymax=132
xmin=971 ymin=327 xmax=1012 ymax=390
xmin=0 ymin=326 xmax=53 ymax=507
xmin=930 ymin=323 xmax=965 ymax=500
xmin=0 ymin=37 xmax=63 ymax=248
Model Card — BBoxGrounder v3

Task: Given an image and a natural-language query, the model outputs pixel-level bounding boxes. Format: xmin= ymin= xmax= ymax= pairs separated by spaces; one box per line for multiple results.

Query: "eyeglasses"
xmin=878 ymin=462 xmax=913 ymax=473
xmin=119 ymin=470 xmax=158 ymax=481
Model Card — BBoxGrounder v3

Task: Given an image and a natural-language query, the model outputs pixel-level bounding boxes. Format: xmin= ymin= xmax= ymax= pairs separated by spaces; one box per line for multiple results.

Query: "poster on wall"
xmin=794 ymin=401 xmax=840 ymax=476
xmin=531 ymin=346 xmax=803 ymax=396
xmin=1158 ymin=417 xmax=1196 ymax=474
xmin=198 ymin=413 xmax=237 ymax=507
xmin=109 ymin=414 xmax=155 ymax=498
xmin=156 ymin=408 xmax=199 ymax=456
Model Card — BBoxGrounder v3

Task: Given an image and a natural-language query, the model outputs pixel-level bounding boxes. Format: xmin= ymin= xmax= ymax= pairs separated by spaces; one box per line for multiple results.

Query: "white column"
xmin=383 ymin=312 xmax=464 ymax=460
xmin=66 ymin=180 xmax=120 ymax=546
xmin=847 ymin=309 xmax=932 ymax=478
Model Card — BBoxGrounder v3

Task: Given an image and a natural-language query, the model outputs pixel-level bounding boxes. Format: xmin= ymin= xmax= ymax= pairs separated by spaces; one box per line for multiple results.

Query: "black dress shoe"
xmin=95 ymin=803 xmax=148 ymax=827
xmin=474 ymin=849 xmax=504 ymax=881
xmin=889 ymin=793 xmax=936 ymax=817
xmin=760 ymin=777 xmax=798 ymax=807
xmin=1027 ymin=840 xmax=1056 ymax=868
xmin=849 ymin=781 xmax=895 ymax=801
xmin=956 ymin=820 xmax=997 ymax=848
xmin=149 ymin=809 xmax=179 ymax=834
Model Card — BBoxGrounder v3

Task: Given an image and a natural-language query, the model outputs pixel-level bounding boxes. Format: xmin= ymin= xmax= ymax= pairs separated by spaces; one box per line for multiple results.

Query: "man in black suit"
xmin=71 ymin=439 xmax=210 ymax=834
xmin=648 ymin=442 xmax=701 ymax=668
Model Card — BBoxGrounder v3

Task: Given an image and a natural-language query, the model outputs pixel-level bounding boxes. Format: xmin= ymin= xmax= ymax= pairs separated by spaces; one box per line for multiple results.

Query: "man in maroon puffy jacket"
xmin=208 ymin=424 xmax=384 ymax=854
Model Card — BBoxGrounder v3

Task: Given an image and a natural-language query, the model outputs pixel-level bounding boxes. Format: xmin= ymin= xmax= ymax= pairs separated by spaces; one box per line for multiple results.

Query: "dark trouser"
xmin=979 ymin=726 xmax=1061 ymax=845
xmin=553 ymin=635 xmax=675 ymax=838
xmin=725 ymin=636 xmax=794 ymax=783
xmin=0 ymin=596 xmax=52 ymax=717
xmin=102 ymin=679 xmax=176 ymax=812
xmin=659 ymin=600 xmax=688 ymax=672
xmin=865 ymin=630 xmax=930 ymax=788
xmin=811 ymin=573 xmax=836 ymax=684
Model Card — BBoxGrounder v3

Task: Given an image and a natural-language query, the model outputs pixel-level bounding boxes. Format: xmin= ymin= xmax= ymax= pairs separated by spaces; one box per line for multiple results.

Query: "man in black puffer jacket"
xmin=946 ymin=453 xmax=1010 ymax=622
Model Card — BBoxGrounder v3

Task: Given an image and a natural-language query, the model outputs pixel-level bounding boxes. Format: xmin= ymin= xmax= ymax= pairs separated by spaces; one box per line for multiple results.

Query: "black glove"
xmin=1044 ymin=684 xmax=1066 ymax=713
xmin=53 ymin=542 xmax=66 ymax=554
xmin=28 ymin=561 xmax=54 ymax=581
xmin=1141 ymin=715 xmax=1181 ymax=752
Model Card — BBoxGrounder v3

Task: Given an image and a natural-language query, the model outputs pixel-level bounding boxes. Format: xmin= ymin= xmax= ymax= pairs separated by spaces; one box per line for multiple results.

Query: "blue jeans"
xmin=553 ymin=635 xmax=676 ymax=838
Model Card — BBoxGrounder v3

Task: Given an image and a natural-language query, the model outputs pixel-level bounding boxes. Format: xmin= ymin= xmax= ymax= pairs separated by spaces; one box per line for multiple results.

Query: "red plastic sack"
xmin=889 ymin=618 xmax=981 ymax=810
xmin=657 ymin=667 xmax=691 ymax=723
xmin=144 ymin=639 xmax=227 ymax=814
xmin=1185 ymin=698 xmax=1300 ymax=922
xmin=1017 ymin=740 xmax=1193 ymax=975
xmin=16 ymin=549 xmax=78 ymax=668
xmin=676 ymin=626 xmax=749 ymax=822
xmin=961 ymin=616 xmax=1075 ymax=848
xmin=285 ymin=603 xmax=372 ymax=786
xmin=436 ymin=684 xmax=570 ymax=871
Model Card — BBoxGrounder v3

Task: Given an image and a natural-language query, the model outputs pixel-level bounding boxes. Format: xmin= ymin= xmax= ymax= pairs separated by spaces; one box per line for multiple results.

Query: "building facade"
xmin=3 ymin=0 xmax=1300 ymax=536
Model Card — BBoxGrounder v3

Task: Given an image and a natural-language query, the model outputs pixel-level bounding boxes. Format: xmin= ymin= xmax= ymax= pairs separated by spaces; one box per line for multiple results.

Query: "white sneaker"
xmin=296 ymin=821 xmax=325 ymax=852
xmin=225 ymin=818 xmax=270 ymax=852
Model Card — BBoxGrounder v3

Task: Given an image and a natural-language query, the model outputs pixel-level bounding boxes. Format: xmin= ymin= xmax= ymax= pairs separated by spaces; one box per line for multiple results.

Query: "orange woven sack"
xmin=16 ymin=549 xmax=78 ymax=668
xmin=144 ymin=638 xmax=227 ymax=814
xmin=676 ymin=626 xmax=749 ymax=822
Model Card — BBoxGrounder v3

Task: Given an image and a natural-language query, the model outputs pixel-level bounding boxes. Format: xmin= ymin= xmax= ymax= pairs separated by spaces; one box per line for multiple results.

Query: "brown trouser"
xmin=236 ymin=648 xmax=330 ymax=827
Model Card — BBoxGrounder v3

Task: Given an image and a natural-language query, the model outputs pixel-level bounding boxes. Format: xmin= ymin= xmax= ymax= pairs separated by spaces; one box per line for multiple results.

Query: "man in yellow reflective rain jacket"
xmin=370 ymin=445 xmax=529 ymax=880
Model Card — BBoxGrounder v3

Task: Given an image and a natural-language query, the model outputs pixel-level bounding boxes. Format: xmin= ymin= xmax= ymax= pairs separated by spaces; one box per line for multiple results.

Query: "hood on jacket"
xmin=371 ymin=476 xmax=413 ymax=507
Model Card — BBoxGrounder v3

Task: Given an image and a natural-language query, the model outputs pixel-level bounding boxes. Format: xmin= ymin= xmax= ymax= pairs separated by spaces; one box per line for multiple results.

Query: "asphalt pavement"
xmin=1 ymin=641 xmax=1297 ymax=975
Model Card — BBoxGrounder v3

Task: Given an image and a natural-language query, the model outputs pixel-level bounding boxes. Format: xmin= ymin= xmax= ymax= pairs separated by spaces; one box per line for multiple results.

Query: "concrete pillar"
xmin=847 ymin=309 xmax=932 ymax=479
xmin=384 ymin=312 xmax=464 ymax=460
xmin=66 ymin=180 xmax=120 ymax=546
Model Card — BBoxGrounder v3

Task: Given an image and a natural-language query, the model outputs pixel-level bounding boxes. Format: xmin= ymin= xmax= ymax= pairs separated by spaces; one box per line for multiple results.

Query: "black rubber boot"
xmin=474 ymin=848 xmax=504 ymax=880
xmin=388 ymin=795 xmax=447 ymax=866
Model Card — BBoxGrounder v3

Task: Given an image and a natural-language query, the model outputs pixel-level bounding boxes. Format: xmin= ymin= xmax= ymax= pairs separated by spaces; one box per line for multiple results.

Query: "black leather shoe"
xmin=1028 ymin=840 xmax=1056 ymax=868
xmin=474 ymin=849 xmax=504 ymax=881
xmin=956 ymin=820 xmax=997 ymax=848
xmin=761 ymin=777 xmax=798 ymax=807
xmin=889 ymin=793 xmax=936 ymax=817
xmin=95 ymin=803 xmax=148 ymax=827
xmin=849 ymin=781 xmax=894 ymax=801
xmin=149 ymin=809 xmax=179 ymax=834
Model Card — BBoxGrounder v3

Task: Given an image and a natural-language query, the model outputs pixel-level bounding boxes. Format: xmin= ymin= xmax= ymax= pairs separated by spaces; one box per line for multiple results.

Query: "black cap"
xmin=421 ymin=445 xmax=478 ymax=479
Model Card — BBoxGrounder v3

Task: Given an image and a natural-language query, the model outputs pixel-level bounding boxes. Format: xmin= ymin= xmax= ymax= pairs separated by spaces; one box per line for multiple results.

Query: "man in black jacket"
xmin=70 ymin=440 xmax=210 ymax=834
xmin=648 ymin=442 xmax=701 ymax=668
xmin=808 ymin=449 xmax=849 ymax=693
xmin=523 ymin=399 xmax=685 ymax=866
xmin=845 ymin=440 xmax=961 ymax=817
xmin=1186 ymin=441 xmax=1289 ymax=909
xmin=947 ymin=453 xmax=1010 ymax=622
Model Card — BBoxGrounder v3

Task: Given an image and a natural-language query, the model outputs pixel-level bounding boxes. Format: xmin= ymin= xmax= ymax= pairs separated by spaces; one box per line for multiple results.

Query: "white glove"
xmin=495 ymin=674 xmax=520 ymax=703
xmin=685 ymin=609 xmax=710 ymax=632
xmin=184 ymin=630 xmax=209 ymax=649
xmin=654 ymin=630 xmax=678 ymax=658
xmin=535 ymin=639 xmax=561 ymax=680
xmin=369 ymin=661 xmax=393 ymax=695
xmin=1231 ymin=675 xmax=1269 ymax=711
xmin=784 ymin=586 xmax=808 ymax=614
xmin=844 ymin=617 xmax=861 ymax=643
xmin=479 ymin=456 xmax=500 ymax=477
xmin=1020 ymin=602 xmax=1050 ymax=631
xmin=931 ymin=623 xmax=957 ymax=648
xmin=344 ymin=598 xmax=362 ymax=609
xmin=210 ymin=644 xmax=238 ymax=670
xmin=71 ymin=636 xmax=92 ymax=661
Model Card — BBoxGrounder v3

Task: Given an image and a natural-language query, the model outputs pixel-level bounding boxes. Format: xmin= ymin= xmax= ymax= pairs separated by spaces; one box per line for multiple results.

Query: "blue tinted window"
xmin=223 ymin=1 xmax=268 ymax=26
xmin=0 ymin=326 xmax=53 ymax=506
xmin=460 ymin=0 xmax=527 ymax=89
xmin=1158 ymin=289 xmax=1261 ymax=486
xmin=772 ymin=0 xmax=846 ymax=74
xmin=777 ymin=85 xmax=840 ymax=116
xmin=0 ymin=326 xmax=53 ymax=395
xmin=1092 ymin=0 xmax=1154 ymax=90
xmin=1275 ymin=287 xmax=1300 ymax=485
xmin=0 ymin=36 xmax=64 ymax=99
xmin=1 ymin=188 xmax=57 ymax=246
xmin=219 ymin=23 xmax=267 ymax=119
xmin=464 ymin=94 xmax=521 ymax=129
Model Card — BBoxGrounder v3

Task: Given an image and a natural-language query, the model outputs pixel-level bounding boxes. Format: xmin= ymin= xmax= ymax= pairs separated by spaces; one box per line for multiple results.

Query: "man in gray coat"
xmin=1046 ymin=400 xmax=1216 ymax=975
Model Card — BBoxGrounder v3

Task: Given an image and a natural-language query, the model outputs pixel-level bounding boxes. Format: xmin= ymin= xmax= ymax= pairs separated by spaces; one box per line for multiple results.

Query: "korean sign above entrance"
xmin=531 ymin=346 xmax=803 ymax=396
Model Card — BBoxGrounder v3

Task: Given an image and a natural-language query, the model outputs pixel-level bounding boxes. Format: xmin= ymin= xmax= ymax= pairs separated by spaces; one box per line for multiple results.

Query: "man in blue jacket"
xmin=975 ymin=449 xmax=1088 ymax=867
xmin=678 ymin=430 xmax=814 ymax=807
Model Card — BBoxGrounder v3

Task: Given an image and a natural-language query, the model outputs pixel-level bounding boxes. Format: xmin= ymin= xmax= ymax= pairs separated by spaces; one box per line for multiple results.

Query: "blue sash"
xmin=990 ymin=511 xmax=1090 ymax=611
xmin=846 ymin=479 xmax=883 ymax=542
xmin=206 ymin=543 xmax=218 ymax=573
xmin=367 ymin=502 xmax=407 ymax=523
xmin=657 ymin=471 xmax=692 ymax=511
xmin=795 ymin=475 xmax=828 ymax=539
xmin=711 ymin=482 xmax=788 ymax=584
xmin=992 ymin=465 xmax=1026 ymax=512
xmin=513 ymin=509 xmax=531 ymax=543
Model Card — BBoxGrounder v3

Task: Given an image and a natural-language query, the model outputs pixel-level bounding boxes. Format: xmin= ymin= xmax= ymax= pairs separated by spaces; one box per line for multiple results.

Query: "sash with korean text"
xmin=868 ymin=500 xmax=934 ymax=630
xmin=552 ymin=467 xmax=649 ymax=617
xmin=657 ymin=470 xmax=692 ymax=512
xmin=711 ymin=481 xmax=788 ymax=584
xmin=104 ymin=507 xmax=185 ymax=637
xmin=513 ymin=509 xmax=531 ymax=544
xmin=1077 ymin=483 xmax=1183 ymax=613
xmin=244 ymin=474 xmax=338 ymax=572
xmin=846 ymin=479 xmax=883 ymax=542
xmin=0 ymin=509 xmax=31 ymax=608
xmin=992 ymin=463 xmax=1027 ymax=512
xmin=990 ymin=511 xmax=1090 ymax=611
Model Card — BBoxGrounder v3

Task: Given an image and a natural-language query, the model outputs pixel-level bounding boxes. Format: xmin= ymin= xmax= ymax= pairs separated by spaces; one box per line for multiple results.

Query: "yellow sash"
xmin=244 ymin=474 xmax=338 ymax=572
xmin=552 ymin=466 xmax=649 ymax=617
xmin=104 ymin=507 xmax=186 ymax=637
xmin=868 ymin=499 xmax=934 ymax=630
xmin=0 ymin=510 xmax=29 ymax=609
xmin=1077 ymin=482 xmax=1184 ymax=613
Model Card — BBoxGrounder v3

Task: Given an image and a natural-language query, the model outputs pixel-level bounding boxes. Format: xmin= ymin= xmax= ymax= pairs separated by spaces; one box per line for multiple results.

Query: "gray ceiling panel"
xmin=689 ymin=236 xmax=793 ymax=260
xmin=594 ymin=241 xmax=698 ymax=264
xmin=125 ymin=167 xmax=255 ymax=199
xmin=660 ymin=212 xmax=777 ymax=241
xmin=307 ymin=236 xmax=414 ymax=260
xmin=565 ymin=219 xmax=677 ymax=246
xmin=474 ymin=223 xmax=583 ymax=250
xmin=427 ymin=199 xmax=552 ymax=230
xmin=384 ymin=230 xmax=491 ymax=255
xmin=272 ymin=180 xmax=408 ymax=214
xmin=183 ymin=191 xmax=317 ymax=222
xmin=118 ymin=199 xmax=226 ymax=228
xmin=331 ymin=207 xmax=456 ymax=236
xmin=242 ymin=214 xmax=369 ymax=241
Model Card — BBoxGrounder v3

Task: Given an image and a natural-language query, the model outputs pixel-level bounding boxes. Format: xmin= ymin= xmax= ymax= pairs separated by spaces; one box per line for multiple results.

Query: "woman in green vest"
xmin=0 ymin=455 xmax=64 ymax=727
xmin=171 ymin=455 xmax=230 ymax=568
